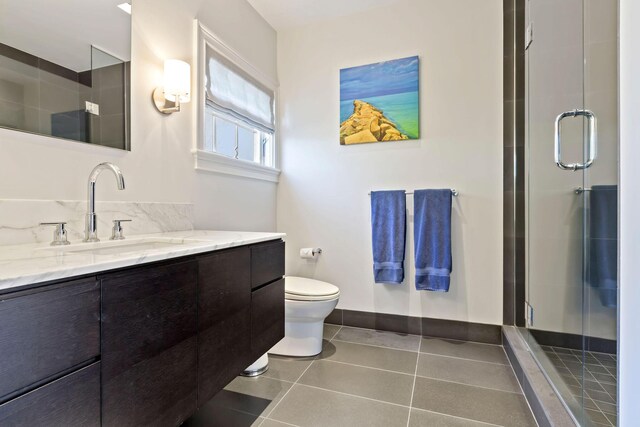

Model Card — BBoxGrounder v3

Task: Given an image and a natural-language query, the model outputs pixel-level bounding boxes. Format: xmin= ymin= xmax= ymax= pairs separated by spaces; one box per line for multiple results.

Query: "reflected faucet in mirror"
xmin=84 ymin=163 xmax=126 ymax=242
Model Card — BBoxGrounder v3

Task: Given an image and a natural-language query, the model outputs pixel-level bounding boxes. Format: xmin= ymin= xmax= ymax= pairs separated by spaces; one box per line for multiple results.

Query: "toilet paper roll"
xmin=300 ymin=248 xmax=321 ymax=259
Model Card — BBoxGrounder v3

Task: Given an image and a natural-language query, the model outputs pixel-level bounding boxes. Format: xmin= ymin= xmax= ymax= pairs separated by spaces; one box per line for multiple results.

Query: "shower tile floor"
xmin=541 ymin=345 xmax=617 ymax=426
xmin=186 ymin=324 xmax=537 ymax=427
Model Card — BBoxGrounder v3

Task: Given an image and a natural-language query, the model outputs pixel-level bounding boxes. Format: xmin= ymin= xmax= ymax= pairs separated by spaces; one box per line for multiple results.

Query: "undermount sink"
xmin=42 ymin=238 xmax=203 ymax=256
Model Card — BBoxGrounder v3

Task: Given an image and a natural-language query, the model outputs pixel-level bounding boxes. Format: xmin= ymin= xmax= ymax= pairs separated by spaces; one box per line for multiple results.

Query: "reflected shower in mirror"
xmin=0 ymin=0 xmax=131 ymax=150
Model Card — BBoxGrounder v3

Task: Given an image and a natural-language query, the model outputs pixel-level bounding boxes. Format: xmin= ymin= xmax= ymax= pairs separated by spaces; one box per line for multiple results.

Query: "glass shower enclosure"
xmin=522 ymin=0 xmax=618 ymax=425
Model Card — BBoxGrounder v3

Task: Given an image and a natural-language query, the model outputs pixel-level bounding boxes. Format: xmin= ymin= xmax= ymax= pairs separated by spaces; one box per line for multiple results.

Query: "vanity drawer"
xmin=251 ymin=278 xmax=285 ymax=358
xmin=0 ymin=279 xmax=100 ymax=401
xmin=250 ymin=240 xmax=285 ymax=289
xmin=101 ymin=259 xmax=198 ymax=427
xmin=0 ymin=362 xmax=100 ymax=427
xmin=197 ymin=246 xmax=252 ymax=406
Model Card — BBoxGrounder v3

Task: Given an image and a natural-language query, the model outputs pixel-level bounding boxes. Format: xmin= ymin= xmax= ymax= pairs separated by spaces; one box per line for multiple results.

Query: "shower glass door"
xmin=524 ymin=0 xmax=618 ymax=425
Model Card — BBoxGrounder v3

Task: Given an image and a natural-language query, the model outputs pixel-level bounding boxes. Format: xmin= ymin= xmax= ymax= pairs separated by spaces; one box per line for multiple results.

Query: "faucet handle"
xmin=111 ymin=219 xmax=132 ymax=240
xmin=40 ymin=222 xmax=71 ymax=246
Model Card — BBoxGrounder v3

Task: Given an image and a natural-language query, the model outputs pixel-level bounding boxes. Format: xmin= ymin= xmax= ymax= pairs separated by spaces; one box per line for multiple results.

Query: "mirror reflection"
xmin=0 ymin=0 xmax=131 ymax=150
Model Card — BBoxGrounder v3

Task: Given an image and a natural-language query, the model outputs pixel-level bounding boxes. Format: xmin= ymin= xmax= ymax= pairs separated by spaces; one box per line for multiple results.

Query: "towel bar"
xmin=368 ymin=189 xmax=459 ymax=196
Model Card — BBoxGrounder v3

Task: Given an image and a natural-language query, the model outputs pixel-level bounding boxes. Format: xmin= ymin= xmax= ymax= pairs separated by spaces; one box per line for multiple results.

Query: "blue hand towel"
xmin=414 ymin=189 xmax=452 ymax=291
xmin=371 ymin=190 xmax=406 ymax=284
xmin=589 ymin=185 xmax=617 ymax=308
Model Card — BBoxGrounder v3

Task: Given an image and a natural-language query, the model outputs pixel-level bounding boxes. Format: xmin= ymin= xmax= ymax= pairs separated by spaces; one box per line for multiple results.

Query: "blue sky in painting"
xmin=340 ymin=56 xmax=419 ymax=101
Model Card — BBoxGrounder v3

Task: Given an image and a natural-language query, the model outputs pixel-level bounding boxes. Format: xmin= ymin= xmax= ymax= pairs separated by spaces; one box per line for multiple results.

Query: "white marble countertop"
xmin=0 ymin=230 xmax=285 ymax=292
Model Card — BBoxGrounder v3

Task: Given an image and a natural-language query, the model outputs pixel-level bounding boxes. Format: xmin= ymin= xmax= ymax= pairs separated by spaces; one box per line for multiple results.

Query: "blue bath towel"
xmin=414 ymin=189 xmax=452 ymax=291
xmin=589 ymin=185 xmax=617 ymax=308
xmin=371 ymin=190 xmax=406 ymax=284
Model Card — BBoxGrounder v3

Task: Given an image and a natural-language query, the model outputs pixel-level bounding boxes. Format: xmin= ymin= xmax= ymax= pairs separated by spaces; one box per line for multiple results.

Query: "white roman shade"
xmin=205 ymin=46 xmax=275 ymax=132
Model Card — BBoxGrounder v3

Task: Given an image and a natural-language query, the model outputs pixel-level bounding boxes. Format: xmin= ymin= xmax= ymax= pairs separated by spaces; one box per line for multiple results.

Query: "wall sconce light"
xmin=152 ymin=59 xmax=191 ymax=114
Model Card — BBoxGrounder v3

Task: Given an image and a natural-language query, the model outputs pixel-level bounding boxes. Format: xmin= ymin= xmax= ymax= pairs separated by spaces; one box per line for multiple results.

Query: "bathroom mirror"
xmin=0 ymin=0 xmax=131 ymax=150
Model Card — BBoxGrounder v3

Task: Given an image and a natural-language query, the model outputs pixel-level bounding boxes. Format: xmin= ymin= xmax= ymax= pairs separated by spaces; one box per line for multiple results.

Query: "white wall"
xmin=618 ymin=0 xmax=640 ymax=424
xmin=276 ymin=0 xmax=503 ymax=324
xmin=0 ymin=0 xmax=278 ymax=233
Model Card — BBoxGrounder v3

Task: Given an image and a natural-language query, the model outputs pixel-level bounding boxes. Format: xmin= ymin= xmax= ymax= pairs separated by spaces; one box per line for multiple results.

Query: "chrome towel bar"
xmin=368 ymin=189 xmax=459 ymax=196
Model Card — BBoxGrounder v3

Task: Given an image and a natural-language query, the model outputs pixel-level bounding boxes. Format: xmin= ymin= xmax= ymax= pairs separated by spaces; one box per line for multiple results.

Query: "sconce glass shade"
xmin=163 ymin=59 xmax=191 ymax=103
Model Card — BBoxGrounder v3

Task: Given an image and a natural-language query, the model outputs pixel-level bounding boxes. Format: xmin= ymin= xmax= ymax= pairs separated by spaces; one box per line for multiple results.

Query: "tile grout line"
xmin=410 ymin=407 xmax=504 ymax=427
xmin=262 ymin=343 xmax=321 ymax=422
xmin=330 ymin=338 xmax=419 ymax=354
xmin=558 ymin=346 xmax=618 ymax=406
xmin=307 ymin=356 xmax=526 ymax=397
xmin=406 ymin=336 xmax=421 ymax=427
xmin=317 ymin=358 xmax=415 ymax=377
xmin=331 ymin=324 xmax=505 ymax=348
xmin=418 ymin=349 xmax=512 ymax=367
xmin=328 ymin=325 xmax=342 ymax=341
xmin=413 ymin=372 xmax=525 ymax=395
xmin=261 ymin=417 xmax=300 ymax=427
xmin=547 ymin=346 xmax=616 ymax=424
xmin=331 ymin=337 xmax=511 ymax=366
xmin=294 ymin=383 xmax=412 ymax=409
xmin=558 ymin=353 xmax=612 ymax=422
xmin=333 ymin=324 xmax=423 ymax=339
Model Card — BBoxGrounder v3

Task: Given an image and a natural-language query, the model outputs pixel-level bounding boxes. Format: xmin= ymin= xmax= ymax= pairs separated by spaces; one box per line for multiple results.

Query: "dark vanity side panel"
xmin=101 ymin=259 xmax=198 ymax=427
xmin=251 ymin=278 xmax=285 ymax=358
xmin=197 ymin=246 xmax=252 ymax=406
xmin=0 ymin=362 xmax=100 ymax=427
xmin=0 ymin=278 xmax=100 ymax=401
xmin=250 ymin=240 xmax=285 ymax=289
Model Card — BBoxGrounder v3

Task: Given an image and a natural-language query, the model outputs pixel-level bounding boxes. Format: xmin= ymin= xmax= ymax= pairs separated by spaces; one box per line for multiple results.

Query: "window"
xmin=203 ymin=106 xmax=274 ymax=166
xmin=195 ymin=23 xmax=279 ymax=182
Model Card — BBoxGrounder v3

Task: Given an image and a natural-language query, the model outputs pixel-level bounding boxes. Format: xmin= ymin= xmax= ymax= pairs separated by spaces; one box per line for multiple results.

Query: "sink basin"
xmin=42 ymin=238 xmax=203 ymax=256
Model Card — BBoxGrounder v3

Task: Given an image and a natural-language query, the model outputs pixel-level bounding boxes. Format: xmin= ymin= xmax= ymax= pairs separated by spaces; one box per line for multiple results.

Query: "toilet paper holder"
xmin=300 ymin=247 xmax=323 ymax=259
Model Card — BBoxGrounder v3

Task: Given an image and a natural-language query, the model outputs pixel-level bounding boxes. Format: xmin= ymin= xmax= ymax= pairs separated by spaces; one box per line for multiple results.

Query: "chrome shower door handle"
xmin=554 ymin=109 xmax=598 ymax=171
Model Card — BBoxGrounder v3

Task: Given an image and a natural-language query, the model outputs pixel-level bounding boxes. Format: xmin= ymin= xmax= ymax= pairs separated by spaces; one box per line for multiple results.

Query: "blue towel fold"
xmin=589 ymin=185 xmax=617 ymax=308
xmin=414 ymin=189 xmax=452 ymax=291
xmin=371 ymin=190 xmax=406 ymax=284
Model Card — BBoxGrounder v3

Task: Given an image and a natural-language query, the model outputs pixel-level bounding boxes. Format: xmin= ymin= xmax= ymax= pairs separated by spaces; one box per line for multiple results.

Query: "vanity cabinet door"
xmin=101 ymin=260 xmax=198 ymax=427
xmin=197 ymin=246 xmax=252 ymax=406
xmin=250 ymin=240 xmax=285 ymax=289
xmin=0 ymin=278 xmax=99 ymax=402
xmin=251 ymin=278 xmax=285 ymax=359
xmin=0 ymin=362 xmax=100 ymax=427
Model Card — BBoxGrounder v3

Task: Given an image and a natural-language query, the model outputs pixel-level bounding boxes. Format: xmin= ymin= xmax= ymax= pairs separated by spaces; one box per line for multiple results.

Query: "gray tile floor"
xmin=541 ymin=345 xmax=617 ymax=426
xmin=187 ymin=324 xmax=537 ymax=427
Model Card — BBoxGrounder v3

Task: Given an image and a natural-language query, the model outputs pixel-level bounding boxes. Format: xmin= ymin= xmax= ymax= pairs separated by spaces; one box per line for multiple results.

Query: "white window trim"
xmin=193 ymin=20 xmax=280 ymax=182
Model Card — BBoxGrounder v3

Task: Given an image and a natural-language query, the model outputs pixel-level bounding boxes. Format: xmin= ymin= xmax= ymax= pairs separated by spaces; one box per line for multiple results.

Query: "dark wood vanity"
xmin=0 ymin=239 xmax=285 ymax=427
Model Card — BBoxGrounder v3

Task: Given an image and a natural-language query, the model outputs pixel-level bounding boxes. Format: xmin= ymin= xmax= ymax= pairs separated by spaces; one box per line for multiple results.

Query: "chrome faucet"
xmin=84 ymin=162 xmax=126 ymax=242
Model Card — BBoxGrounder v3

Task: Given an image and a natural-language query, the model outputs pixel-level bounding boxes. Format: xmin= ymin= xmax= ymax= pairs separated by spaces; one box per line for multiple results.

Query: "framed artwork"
xmin=340 ymin=56 xmax=419 ymax=145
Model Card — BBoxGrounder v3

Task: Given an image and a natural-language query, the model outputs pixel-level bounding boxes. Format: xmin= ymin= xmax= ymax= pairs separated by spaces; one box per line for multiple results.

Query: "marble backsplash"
xmin=0 ymin=199 xmax=194 ymax=246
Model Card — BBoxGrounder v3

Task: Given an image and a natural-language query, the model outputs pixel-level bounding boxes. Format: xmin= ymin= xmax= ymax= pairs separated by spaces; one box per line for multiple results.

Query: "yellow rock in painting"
xmin=340 ymin=100 xmax=409 ymax=145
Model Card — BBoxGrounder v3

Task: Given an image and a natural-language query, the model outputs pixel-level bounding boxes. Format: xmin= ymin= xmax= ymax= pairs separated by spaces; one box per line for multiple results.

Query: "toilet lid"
xmin=285 ymin=276 xmax=340 ymax=301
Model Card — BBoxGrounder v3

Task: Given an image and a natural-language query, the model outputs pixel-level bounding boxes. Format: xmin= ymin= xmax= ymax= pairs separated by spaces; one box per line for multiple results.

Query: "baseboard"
xmin=530 ymin=329 xmax=616 ymax=354
xmin=326 ymin=308 xmax=502 ymax=345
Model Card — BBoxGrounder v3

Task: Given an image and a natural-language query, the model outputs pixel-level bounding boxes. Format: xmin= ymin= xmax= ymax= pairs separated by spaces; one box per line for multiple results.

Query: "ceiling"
xmin=247 ymin=0 xmax=404 ymax=31
xmin=0 ymin=0 xmax=131 ymax=71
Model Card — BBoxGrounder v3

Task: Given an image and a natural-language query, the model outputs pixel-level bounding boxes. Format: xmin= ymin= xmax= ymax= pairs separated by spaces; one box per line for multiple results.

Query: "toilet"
xmin=269 ymin=276 xmax=340 ymax=357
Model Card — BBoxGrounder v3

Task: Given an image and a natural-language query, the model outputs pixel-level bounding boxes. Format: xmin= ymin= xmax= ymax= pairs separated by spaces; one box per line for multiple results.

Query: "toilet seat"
xmin=284 ymin=276 xmax=340 ymax=301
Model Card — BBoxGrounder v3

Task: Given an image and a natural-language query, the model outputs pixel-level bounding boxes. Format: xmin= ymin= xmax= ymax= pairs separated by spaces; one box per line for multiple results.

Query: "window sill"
xmin=193 ymin=150 xmax=281 ymax=183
